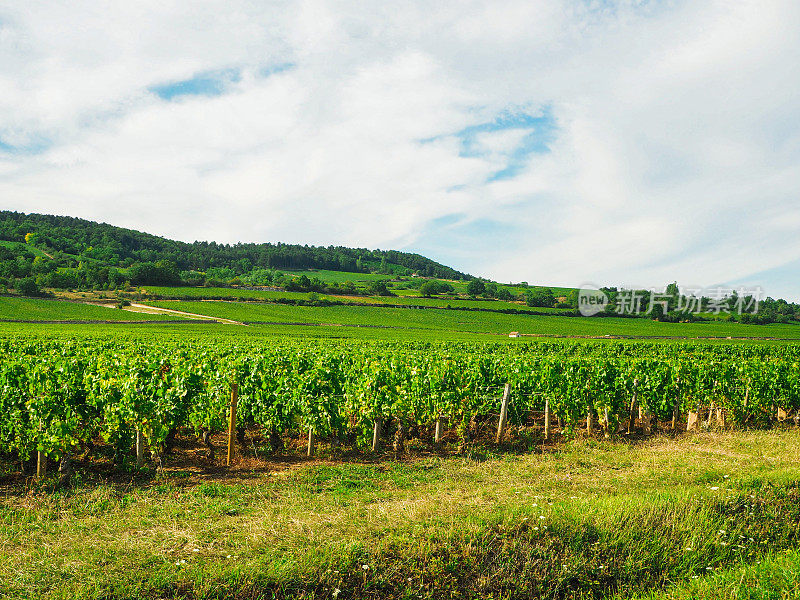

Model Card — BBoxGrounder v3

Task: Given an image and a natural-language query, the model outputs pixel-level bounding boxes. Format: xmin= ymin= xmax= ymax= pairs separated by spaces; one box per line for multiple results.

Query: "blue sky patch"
xmin=0 ymin=134 xmax=51 ymax=156
xmin=149 ymin=68 xmax=241 ymax=101
xmin=457 ymin=108 xmax=557 ymax=181
xmin=419 ymin=107 xmax=557 ymax=183
xmin=258 ymin=62 xmax=295 ymax=78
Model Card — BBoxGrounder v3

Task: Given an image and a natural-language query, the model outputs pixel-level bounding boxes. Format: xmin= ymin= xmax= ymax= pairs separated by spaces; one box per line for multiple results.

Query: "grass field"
xmin=283 ymin=268 xmax=406 ymax=283
xmin=140 ymin=286 xmax=558 ymax=312
xmin=0 ymin=240 xmax=52 ymax=259
xmin=0 ymin=297 xmax=187 ymax=322
xmin=2 ymin=294 xmax=799 ymax=340
xmin=142 ymin=286 xmax=313 ymax=301
xmin=142 ymin=300 xmax=800 ymax=339
xmin=2 ymin=430 xmax=798 ymax=599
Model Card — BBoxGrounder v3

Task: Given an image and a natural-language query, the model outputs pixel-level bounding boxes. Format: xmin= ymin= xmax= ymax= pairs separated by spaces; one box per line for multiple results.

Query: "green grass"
xmin=2 ymin=430 xmax=798 ymax=599
xmin=142 ymin=286 xmax=313 ymax=301
xmin=624 ymin=548 xmax=800 ymax=599
xmin=0 ymin=239 xmax=51 ymax=259
xmin=141 ymin=300 xmax=800 ymax=339
xmin=283 ymin=268 xmax=405 ymax=283
xmin=140 ymin=285 xmax=562 ymax=312
xmin=0 ymin=297 xmax=187 ymax=322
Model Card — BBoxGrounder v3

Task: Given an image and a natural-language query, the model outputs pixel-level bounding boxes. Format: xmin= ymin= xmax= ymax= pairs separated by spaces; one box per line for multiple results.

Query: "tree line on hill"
xmin=0 ymin=211 xmax=469 ymax=292
xmin=1 ymin=211 xmax=797 ymax=324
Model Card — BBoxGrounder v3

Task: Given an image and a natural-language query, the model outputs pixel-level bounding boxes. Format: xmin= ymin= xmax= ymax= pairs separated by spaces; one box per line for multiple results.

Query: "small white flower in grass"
xmin=706 ymin=567 xmax=713 ymax=570
xmin=710 ymin=486 xmax=719 ymax=491
xmin=692 ymin=575 xmax=700 ymax=580
xmin=192 ymin=549 xmax=200 ymax=553
xmin=719 ymin=530 xmax=726 ymax=534
xmin=685 ymin=547 xmax=693 ymax=551
xmin=533 ymin=527 xmax=539 ymax=531
xmin=333 ymin=588 xmax=341 ymax=598
xmin=362 ymin=564 xmax=369 ymax=571
xmin=723 ymin=475 xmax=729 ymax=479
xmin=532 ymin=503 xmax=538 ymax=507
xmin=539 ymin=515 xmax=546 ymax=520
xmin=226 ymin=555 xmax=232 ymax=559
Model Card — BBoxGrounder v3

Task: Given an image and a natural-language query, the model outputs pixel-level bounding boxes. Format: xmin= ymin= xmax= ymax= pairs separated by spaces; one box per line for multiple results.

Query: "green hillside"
xmin=0 ymin=210 xmax=471 ymax=286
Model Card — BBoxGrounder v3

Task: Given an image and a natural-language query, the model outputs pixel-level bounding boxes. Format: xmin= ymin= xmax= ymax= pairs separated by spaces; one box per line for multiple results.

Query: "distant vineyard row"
xmin=1 ymin=339 xmax=799 ymax=467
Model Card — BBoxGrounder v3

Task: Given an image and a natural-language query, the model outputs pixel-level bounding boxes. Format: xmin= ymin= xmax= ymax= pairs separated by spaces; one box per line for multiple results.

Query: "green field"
xmin=1 ymin=294 xmax=798 ymax=340
xmin=142 ymin=300 xmax=800 ymax=339
xmin=283 ymin=268 xmax=407 ymax=283
xmin=1 ymin=305 xmax=800 ymax=599
xmin=0 ymin=297 xmax=187 ymax=322
xmin=0 ymin=239 xmax=54 ymax=259
xmin=143 ymin=286 xmax=314 ymax=301
xmin=2 ymin=430 xmax=798 ymax=600
xmin=141 ymin=285 xmax=557 ymax=312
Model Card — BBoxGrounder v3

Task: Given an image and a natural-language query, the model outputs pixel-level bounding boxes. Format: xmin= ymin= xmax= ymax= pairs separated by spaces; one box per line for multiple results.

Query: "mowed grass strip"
xmin=0 ymin=297 xmax=186 ymax=322
xmin=1 ymin=430 xmax=799 ymax=599
xmin=143 ymin=300 xmax=800 ymax=338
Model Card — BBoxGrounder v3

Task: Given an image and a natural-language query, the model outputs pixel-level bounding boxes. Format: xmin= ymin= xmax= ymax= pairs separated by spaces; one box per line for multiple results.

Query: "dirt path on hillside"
xmin=92 ymin=302 xmax=244 ymax=325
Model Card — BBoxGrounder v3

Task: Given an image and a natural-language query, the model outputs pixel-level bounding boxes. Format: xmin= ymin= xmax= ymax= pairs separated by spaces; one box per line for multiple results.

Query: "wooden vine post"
xmin=743 ymin=379 xmax=750 ymax=423
xmin=496 ymin=383 xmax=510 ymax=444
xmin=307 ymin=428 xmax=315 ymax=457
xmin=372 ymin=416 xmax=382 ymax=453
xmin=36 ymin=419 xmax=46 ymax=479
xmin=434 ymin=415 xmax=444 ymax=445
xmin=227 ymin=382 xmax=238 ymax=467
xmin=586 ymin=409 xmax=594 ymax=435
xmin=716 ymin=406 xmax=726 ymax=428
xmin=544 ymin=398 xmax=551 ymax=441
xmin=671 ymin=377 xmax=680 ymax=431
xmin=36 ymin=449 xmax=46 ymax=480
xmin=135 ymin=429 xmax=145 ymax=467
xmin=628 ymin=379 xmax=638 ymax=434
xmin=686 ymin=410 xmax=699 ymax=432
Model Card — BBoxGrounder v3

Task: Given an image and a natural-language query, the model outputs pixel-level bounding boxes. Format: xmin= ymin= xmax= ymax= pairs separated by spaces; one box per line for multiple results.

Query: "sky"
xmin=1 ymin=0 xmax=800 ymax=299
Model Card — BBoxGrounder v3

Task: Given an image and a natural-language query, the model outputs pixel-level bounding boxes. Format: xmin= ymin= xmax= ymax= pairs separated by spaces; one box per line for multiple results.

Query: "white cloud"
xmin=1 ymin=0 xmax=800 ymax=298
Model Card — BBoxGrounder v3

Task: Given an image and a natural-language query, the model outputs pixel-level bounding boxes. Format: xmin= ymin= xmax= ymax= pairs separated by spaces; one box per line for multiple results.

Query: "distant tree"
xmin=467 ymin=279 xmax=485 ymax=296
xmin=419 ymin=280 xmax=440 ymax=297
xmin=367 ymin=280 xmax=393 ymax=296
xmin=495 ymin=287 xmax=513 ymax=301
xmin=525 ymin=288 xmax=556 ymax=308
xmin=651 ymin=303 xmax=665 ymax=321
xmin=17 ymin=277 xmax=41 ymax=297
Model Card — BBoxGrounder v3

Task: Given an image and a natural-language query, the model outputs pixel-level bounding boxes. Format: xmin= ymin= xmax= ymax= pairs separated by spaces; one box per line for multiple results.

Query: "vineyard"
xmin=2 ymin=338 xmax=800 ymax=476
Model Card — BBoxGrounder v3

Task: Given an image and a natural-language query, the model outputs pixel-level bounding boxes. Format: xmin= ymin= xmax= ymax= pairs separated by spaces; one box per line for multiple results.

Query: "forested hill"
xmin=0 ymin=210 xmax=469 ymax=282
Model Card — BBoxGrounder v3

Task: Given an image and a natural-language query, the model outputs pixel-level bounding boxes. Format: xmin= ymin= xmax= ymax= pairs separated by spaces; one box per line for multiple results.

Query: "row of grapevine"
xmin=1 ymin=338 xmax=799 ymax=467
